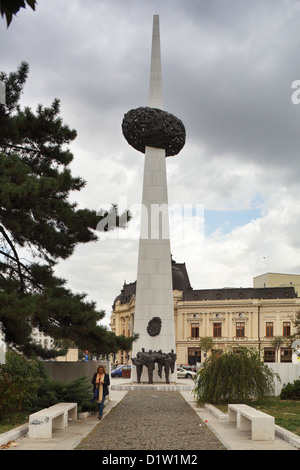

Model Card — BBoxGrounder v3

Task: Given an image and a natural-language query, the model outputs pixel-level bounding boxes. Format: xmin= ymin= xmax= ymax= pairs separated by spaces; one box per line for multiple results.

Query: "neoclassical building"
xmin=110 ymin=259 xmax=300 ymax=365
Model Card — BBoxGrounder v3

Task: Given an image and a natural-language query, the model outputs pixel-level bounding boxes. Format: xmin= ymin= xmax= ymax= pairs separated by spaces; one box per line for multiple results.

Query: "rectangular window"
xmin=213 ymin=322 xmax=222 ymax=337
xmin=283 ymin=322 xmax=291 ymax=337
xmin=280 ymin=348 xmax=292 ymax=363
xmin=188 ymin=348 xmax=201 ymax=364
xmin=236 ymin=322 xmax=245 ymax=337
xmin=191 ymin=323 xmax=199 ymax=338
xmin=264 ymin=348 xmax=275 ymax=362
xmin=266 ymin=322 xmax=273 ymax=337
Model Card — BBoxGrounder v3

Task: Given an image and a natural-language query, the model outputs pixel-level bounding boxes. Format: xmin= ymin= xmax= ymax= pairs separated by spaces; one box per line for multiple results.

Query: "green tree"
xmin=0 ymin=0 xmax=37 ymax=27
xmin=270 ymin=336 xmax=286 ymax=363
xmin=199 ymin=336 xmax=213 ymax=360
xmin=193 ymin=347 xmax=277 ymax=405
xmin=0 ymin=349 xmax=41 ymax=416
xmin=0 ymin=62 xmax=135 ymax=358
xmin=291 ymin=311 xmax=300 ymax=344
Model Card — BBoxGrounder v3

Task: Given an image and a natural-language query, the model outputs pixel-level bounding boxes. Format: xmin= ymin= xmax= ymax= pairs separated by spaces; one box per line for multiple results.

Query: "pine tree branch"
xmin=0 ymin=225 xmax=25 ymax=293
xmin=0 ymin=249 xmax=45 ymax=292
xmin=0 ymin=141 xmax=40 ymax=153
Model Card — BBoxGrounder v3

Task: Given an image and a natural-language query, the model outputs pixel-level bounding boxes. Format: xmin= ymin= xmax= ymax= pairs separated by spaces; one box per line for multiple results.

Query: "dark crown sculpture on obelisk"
xmin=122 ymin=15 xmax=185 ymax=383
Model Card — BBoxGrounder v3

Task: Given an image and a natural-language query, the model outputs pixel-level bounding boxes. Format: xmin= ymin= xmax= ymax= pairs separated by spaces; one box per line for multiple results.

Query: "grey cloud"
xmin=2 ymin=0 xmax=300 ymax=324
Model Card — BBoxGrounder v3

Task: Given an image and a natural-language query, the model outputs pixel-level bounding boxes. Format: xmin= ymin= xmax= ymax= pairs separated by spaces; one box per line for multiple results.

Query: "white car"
xmin=176 ymin=366 xmax=197 ymax=379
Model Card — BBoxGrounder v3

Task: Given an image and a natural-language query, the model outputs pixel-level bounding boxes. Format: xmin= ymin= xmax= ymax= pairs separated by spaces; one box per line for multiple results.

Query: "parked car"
xmin=111 ymin=365 xmax=131 ymax=377
xmin=177 ymin=366 xmax=197 ymax=379
xmin=111 ymin=365 xmax=124 ymax=377
xmin=178 ymin=364 xmax=197 ymax=372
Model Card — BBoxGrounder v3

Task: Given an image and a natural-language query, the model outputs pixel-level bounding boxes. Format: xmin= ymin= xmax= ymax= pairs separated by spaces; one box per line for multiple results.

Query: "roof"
xmin=183 ymin=287 xmax=297 ymax=301
xmin=112 ymin=261 xmax=297 ymax=310
xmin=112 ymin=258 xmax=192 ymax=310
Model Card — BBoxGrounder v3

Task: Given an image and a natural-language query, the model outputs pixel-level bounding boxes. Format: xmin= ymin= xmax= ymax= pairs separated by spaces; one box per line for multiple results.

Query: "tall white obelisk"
xmin=122 ymin=15 xmax=185 ymax=383
xmin=133 ymin=14 xmax=175 ymax=383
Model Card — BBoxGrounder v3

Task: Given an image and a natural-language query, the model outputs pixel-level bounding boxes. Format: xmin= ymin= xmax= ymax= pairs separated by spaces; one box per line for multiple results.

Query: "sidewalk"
xmin=0 ymin=387 xmax=128 ymax=451
xmin=180 ymin=390 xmax=300 ymax=451
xmin=1 ymin=378 xmax=300 ymax=451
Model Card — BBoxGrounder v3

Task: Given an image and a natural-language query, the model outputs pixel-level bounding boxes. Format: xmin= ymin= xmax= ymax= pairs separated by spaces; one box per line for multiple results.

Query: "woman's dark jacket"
xmin=91 ymin=373 xmax=110 ymax=396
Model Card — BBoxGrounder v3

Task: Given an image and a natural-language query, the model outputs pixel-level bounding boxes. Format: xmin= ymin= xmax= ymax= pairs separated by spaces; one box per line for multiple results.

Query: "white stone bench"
xmin=29 ymin=402 xmax=77 ymax=439
xmin=228 ymin=404 xmax=275 ymax=441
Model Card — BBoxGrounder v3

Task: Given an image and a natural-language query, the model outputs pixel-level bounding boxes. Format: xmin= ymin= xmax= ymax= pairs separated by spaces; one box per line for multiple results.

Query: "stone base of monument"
xmin=111 ymin=382 xmax=194 ymax=391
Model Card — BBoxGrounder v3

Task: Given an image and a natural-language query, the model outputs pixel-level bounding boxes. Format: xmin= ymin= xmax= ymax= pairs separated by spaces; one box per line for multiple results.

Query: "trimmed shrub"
xmin=280 ymin=380 xmax=300 ymax=400
xmin=31 ymin=368 xmax=96 ymax=413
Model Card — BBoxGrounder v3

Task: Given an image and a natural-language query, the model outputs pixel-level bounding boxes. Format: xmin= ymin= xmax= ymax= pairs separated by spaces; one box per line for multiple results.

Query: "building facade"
xmin=110 ymin=259 xmax=300 ymax=365
xmin=253 ymin=272 xmax=300 ymax=296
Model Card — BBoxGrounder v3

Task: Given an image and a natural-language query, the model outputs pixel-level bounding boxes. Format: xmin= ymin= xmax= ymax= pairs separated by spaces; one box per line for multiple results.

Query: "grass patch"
xmin=214 ymin=397 xmax=300 ymax=436
xmin=0 ymin=410 xmax=29 ymax=434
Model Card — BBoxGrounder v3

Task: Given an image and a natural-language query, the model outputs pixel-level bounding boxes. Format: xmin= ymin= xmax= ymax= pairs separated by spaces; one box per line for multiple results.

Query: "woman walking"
xmin=92 ymin=365 xmax=110 ymax=420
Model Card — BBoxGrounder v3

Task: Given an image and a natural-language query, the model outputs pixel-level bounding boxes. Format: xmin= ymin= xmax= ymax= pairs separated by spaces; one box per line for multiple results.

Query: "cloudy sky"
xmin=2 ymin=0 xmax=300 ymax=328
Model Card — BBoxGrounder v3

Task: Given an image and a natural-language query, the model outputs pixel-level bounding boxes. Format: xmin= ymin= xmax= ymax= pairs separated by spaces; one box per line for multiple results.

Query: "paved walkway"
xmin=76 ymin=390 xmax=225 ymax=451
xmin=2 ymin=378 xmax=299 ymax=452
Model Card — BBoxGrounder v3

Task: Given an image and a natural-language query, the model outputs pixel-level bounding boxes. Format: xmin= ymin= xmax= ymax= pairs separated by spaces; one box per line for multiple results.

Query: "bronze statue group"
xmin=132 ymin=348 xmax=177 ymax=384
